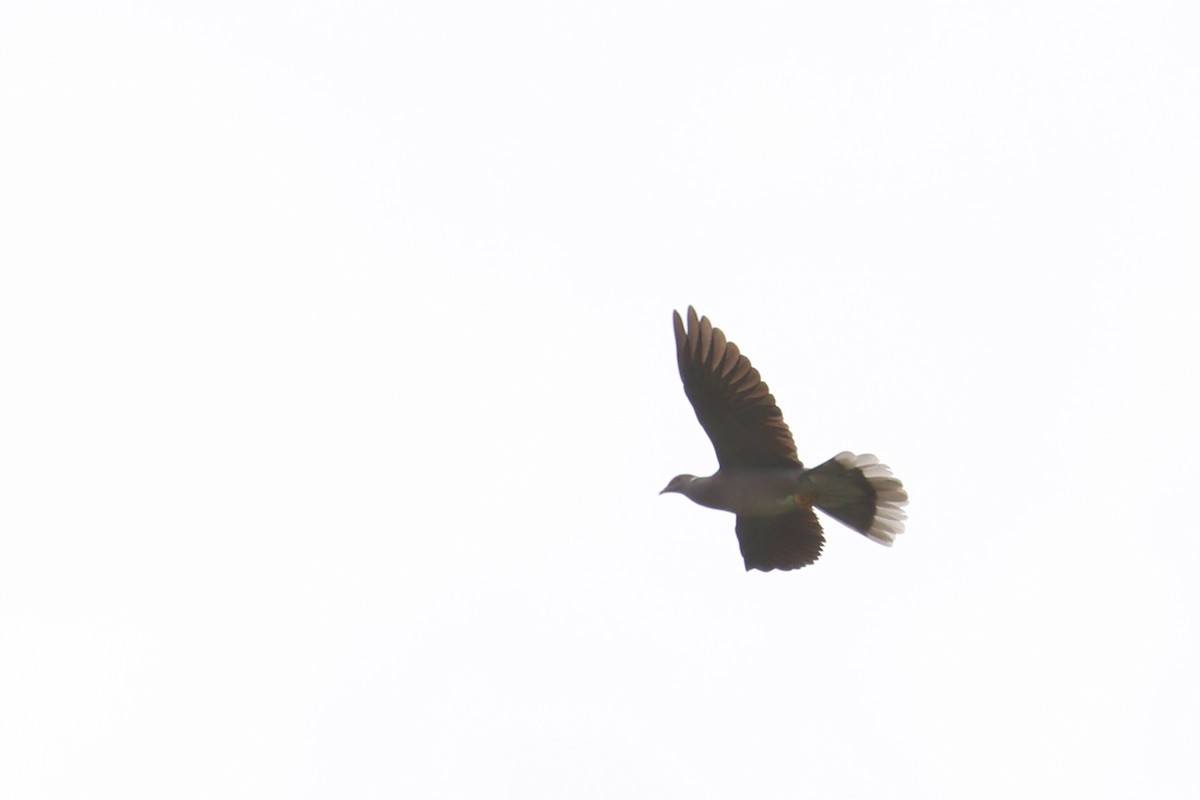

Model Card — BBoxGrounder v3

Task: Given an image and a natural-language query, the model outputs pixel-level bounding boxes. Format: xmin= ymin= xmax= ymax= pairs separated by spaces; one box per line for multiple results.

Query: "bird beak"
xmin=659 ymin=484 xmax=672 ymax=495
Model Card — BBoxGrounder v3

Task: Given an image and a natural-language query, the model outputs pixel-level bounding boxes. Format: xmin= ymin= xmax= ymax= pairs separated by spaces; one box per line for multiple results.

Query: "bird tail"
xmin=804 ymin=452 xmax=908 ymax=545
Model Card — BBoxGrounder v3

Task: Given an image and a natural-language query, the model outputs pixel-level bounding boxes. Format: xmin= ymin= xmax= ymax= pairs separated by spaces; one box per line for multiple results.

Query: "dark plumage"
xmin=661 ymin=307 xmax=908 ymax=572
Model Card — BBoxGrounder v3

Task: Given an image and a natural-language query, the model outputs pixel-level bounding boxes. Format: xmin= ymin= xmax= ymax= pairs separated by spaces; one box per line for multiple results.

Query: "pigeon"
xmin=661 ymin=307 xmax=908 ymax=572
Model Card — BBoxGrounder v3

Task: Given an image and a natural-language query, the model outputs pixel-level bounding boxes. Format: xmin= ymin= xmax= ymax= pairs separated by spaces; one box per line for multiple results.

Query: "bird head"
xmin=660 ymin=474 xmax=697 ymax=495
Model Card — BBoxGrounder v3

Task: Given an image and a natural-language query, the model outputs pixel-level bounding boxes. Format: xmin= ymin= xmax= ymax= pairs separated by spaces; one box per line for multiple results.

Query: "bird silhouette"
xmin=661 ymin=307 xmax=908 ymax=571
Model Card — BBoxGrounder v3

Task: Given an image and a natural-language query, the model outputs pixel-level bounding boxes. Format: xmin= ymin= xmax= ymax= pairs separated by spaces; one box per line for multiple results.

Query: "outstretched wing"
xmin=735 ymin=510 xmax=825 ymax=571
xmin=674 ymin=307 xmax=800 ymax=470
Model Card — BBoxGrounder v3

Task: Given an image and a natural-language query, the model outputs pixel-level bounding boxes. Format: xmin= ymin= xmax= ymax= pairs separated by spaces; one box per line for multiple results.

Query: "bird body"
xmin=662 ymin=307 xmax=908 ymax=572
xmin=662 ymin=468 xmax=812 ymax=516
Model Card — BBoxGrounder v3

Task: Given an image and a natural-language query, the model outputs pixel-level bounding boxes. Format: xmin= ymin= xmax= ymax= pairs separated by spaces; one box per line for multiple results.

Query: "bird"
xmin=661 ymin=307 xmax=908 ymax=572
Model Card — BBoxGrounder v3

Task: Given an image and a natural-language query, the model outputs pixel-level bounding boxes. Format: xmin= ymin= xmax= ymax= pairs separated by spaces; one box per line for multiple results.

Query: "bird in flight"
xmin=661 ymin=307 xmax=908 ymax=572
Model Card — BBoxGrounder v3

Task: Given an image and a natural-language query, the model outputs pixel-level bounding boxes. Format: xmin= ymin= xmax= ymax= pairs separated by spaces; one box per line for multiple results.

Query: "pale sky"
xmin=3 ymin=2 xmax=1199 ymax=798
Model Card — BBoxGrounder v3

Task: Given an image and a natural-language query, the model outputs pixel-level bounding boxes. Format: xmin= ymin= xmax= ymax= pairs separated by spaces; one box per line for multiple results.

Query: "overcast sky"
xmin=3 ymin=2 xmax=1199 ymax=798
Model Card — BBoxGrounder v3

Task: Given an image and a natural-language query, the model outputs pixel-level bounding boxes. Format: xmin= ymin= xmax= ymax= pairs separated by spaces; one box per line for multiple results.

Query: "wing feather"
xmin=673 ymin=307 xmax=800 ymax=470
xmin=735 ymin=510 xmax=825 ymax=571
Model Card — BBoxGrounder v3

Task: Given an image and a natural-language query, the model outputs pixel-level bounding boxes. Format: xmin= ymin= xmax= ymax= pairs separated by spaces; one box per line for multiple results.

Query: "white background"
xmin=3 ymin=2 xmax=1198 ymax=798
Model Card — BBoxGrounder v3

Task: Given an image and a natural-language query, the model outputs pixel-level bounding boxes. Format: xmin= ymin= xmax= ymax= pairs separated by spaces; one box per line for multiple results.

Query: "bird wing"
xmin=674 ymin=307 xmax=800 ymax=470
xmin=735 ymin=510 xmax=825 ymax=571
